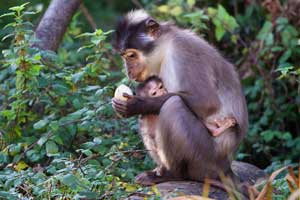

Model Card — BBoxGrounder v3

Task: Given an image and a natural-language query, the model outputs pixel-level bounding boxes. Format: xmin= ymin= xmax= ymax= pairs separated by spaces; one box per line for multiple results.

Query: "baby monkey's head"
xmin=136 ymin=76 xmax=167 ymax=97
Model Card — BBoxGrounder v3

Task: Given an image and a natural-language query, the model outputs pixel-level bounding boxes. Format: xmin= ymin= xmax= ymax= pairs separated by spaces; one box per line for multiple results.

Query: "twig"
xmin=105 ymin=149 xmax=147 ymax=157
xmin=79 ymin=3 xmax=97 ymax=30
xmin=99 ymin=191 xmax=114 ymax=200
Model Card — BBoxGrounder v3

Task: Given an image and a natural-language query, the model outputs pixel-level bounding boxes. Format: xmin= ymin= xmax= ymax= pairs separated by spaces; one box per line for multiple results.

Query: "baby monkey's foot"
xmin=211 ymin=117 xmax=237 ymax=137
xmin=215 ymin=117 xmax=236 ymax=128
xmin=224 ymin=117 xmax=236 ymax=127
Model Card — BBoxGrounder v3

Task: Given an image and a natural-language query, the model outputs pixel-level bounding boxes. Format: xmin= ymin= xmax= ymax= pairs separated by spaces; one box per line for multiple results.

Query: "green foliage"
xmin=207 ymin=5 xmax=239 ymax=41
xmin=0 ymin=0 xmax=299 ymax=199
xmin=0 ymin=3 xmax=156 ymax=199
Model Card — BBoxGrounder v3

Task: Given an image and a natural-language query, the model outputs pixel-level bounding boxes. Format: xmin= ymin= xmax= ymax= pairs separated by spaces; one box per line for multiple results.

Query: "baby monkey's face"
xmin=147 ymin=80 xmax=167 ymax=97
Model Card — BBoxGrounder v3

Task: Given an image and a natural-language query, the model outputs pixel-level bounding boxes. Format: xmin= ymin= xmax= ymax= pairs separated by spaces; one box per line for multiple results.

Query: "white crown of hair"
xmin=126 ymin=9 xmax=150 ymax=24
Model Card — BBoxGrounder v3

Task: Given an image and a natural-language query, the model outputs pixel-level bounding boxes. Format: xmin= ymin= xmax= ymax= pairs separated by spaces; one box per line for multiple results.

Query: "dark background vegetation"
xmin=0 ymin=0 xmax=299 ymax=199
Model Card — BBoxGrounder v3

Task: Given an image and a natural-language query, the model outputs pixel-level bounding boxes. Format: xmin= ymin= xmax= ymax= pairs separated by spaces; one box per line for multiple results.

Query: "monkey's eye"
xmin=125 ymin=52 xmax=137 ymax=59
xmin=152 ymin=91 xmax=157 ymax=96
xmin=159 ymin=84 xmax=163 ymax=89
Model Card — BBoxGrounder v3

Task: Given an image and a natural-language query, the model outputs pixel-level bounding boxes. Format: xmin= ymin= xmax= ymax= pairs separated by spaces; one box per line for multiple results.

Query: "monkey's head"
xmin=136 ymin=76 xmax=167 ymax=97
xmin=113 ymin=10 xmax=165 ymax=82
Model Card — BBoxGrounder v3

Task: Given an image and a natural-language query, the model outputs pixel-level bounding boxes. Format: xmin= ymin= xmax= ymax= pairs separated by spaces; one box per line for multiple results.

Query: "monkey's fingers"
xmin=112 ymin=98 xmax=128 ymax=106
xmin=112 ymin=101 xmax=127 ymax=112
xmin=123 ymin=93 xmax=134 ymax=100
xmin=112 ymin=98 xmax=128 ymax=114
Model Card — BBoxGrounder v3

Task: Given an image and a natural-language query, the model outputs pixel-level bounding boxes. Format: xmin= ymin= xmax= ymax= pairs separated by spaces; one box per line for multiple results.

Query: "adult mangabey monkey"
xmin=112 ymin=10 xmax=248 ymax=187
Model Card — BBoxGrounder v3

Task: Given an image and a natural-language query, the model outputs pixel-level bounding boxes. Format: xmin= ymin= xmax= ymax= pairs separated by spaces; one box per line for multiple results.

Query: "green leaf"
xmin=207 ymin=7 xmax=217 ymax=16
xmin=95 ymin=29 xmax=103 ymax=36
xmin=261 ymin=131 xmax=274 ymax=142
xmin=215 ymin=25 xmax=225 ymax=41
xmin=93 ymin=137 xmax=102 ymax=145
xmin=46 ymin=141 xmax=59 ymax=156
xmin=82 ymin=149 xmax=93 ymax=156
xmin=85 ymin=85 xmax=101 ymax=91
xmin=207 ymin=5 xmax=238 ymax=41
xmin=33 ymin=119 xmax=49 ymax=130
xmin=279 ymin=50 xmax=292 ymax=64
xmin=103 ymin=30 xmax=114 ymax=35
xmin=25 ymin=149 xmax=41 ymax=162
xmin=0 ymin=110 xmax=16 ymax=121
xmin=28 ymin=65 xmax=41 ymax=76
xmin=23 ymin=11 xmax=38 ymax=15
xmin=9 ymin=144 xmax=22 ymax=156
xmin=170 ymin=6 xmax=183 ymax=16
xmin=72 ymin=71 xmax=84 ymax=83
xmin=187 ymin=0 xmax=196 ymax=8
xmin=157 ymin=5 xmax=169 ymax=13
xmin=0 ymin=12 xmax=15 ymax=18
xmin=257 ymin=21 xmax=273 ymax=41
xmin=265 ymin=33 xmax=274 ymax=46
xmin=0 ymin=191 xmax=18 ymax=200
xmin=9 ymin=2 xmax=30 ymax=12
xmin=61 ymin=174 xmax=78 ymax=188
xmin=282 ymin=132 xmax=292 ymax=140
xmin=77 ymin=44 xmax=94 ymax=52
xmin=49 ymin=121 xmax=59 ymax=132
xmin=37 ymin=135 xmax=49 ymax=146
xmin=3 ymin=22 xmax=17 ymax=29
xmin=52 ymin=84 xmax=69 ymax=95
xmin=14 ymin=161 xmax=29 ymax=171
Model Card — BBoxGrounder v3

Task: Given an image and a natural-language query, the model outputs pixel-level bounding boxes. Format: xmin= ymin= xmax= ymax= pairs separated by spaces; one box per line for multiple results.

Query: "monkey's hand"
xmin=112 ymin=93 xmax=176 ymax=118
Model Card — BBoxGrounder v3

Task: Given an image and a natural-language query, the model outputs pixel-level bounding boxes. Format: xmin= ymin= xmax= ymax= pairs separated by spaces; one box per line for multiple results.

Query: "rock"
xmin=127 ymin=161 xmax=267 ymax=200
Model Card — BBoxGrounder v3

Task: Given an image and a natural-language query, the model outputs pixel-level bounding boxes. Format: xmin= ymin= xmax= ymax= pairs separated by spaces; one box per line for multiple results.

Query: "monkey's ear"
xmin=145 ymin=18 xmax=160 ymax=36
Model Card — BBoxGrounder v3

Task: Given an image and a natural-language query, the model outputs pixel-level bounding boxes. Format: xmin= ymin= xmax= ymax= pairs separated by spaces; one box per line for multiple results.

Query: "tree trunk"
xmin=33 ymin=0 xmax=82 ymax=51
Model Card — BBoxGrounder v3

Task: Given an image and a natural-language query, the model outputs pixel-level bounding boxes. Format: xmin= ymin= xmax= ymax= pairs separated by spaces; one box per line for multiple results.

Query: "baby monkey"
xmin=136 ymin=76 xmax=237 ymax=139
xmin=136 ymin=76 xmax=167 ymax=176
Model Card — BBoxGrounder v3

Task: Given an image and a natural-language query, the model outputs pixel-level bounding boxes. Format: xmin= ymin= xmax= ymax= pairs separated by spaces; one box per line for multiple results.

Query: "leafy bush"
xmin=0 ymin=3 xmax=156 ymax=199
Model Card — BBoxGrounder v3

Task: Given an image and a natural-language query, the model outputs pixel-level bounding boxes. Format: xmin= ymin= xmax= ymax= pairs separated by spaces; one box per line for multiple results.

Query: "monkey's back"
xmin=160 ymin=27 xmax=248 ymax=156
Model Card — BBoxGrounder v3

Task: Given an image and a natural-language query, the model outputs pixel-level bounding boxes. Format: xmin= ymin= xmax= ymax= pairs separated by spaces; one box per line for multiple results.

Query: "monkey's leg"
xmin=140 ymin=132 xmax=162 ymax=166
xmin=135 ymin=96 xmax=224 ymax=186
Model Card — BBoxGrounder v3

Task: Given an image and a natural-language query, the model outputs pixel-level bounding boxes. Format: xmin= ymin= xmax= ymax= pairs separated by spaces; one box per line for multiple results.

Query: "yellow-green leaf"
xmin=14 ymin=161 xmax=29 ymax=171
xmin=151 ymin=185 xmax=160 ymax=195
xmin=171 ymin=6 xmax=183 ymax=16
xmin=157 ymin=5 xmax=169 ymax=13
xmin=125 ymin=184 xmax=137 ymax=192
xmin=187 ymin=0 xmax=196 ymax=8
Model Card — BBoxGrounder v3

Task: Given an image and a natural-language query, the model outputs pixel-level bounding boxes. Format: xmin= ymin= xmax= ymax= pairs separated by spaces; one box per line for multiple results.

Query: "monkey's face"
xmin=113 ymin=10 xmax=162 ymax=82
xmin=121 ymin=49 xmax=149 ymax=82
xmin=147 ymin=80 xmax=166 ymax=97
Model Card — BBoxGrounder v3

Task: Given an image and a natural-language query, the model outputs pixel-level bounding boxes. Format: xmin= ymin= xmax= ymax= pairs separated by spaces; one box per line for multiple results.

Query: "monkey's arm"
xmin=176 ymin=83 xmax=221 ymax=120
xmin=112 ymin=93 xmax=176 ymax=117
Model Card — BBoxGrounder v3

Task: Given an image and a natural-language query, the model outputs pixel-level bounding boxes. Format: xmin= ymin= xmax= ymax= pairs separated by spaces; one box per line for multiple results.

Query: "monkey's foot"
xmin=153 ymin=166 xmax=166 ymax=177
xmin=135 ymin=171 xmax=169 ymax=186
